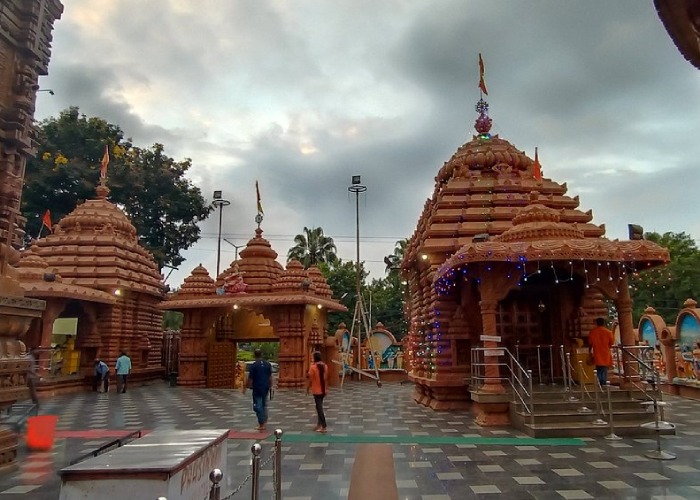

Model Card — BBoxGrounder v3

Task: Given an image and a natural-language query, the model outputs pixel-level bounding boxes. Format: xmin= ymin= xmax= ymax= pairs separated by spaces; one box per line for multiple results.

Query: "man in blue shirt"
xmin=93 ymin=359 xmax=110 ymax=393
xmin=244 ymin=349 xmax=272 ymax=431
xmin=115 ymin=352 xmax=132 ymax=394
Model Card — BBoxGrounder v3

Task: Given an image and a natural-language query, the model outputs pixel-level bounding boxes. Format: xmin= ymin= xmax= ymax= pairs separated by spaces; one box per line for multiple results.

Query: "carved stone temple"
xmin=402 ymin=95 xmax=670 ymax=424
xmin=0 ymin=0 xmax=64 ymax=469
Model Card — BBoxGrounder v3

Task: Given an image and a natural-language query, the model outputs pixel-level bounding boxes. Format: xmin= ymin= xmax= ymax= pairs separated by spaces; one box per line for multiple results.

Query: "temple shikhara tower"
xmin=0 ymin=0 xmax=64 ymax=469
xmin=402 ymin=85 xmax=669 ymax=424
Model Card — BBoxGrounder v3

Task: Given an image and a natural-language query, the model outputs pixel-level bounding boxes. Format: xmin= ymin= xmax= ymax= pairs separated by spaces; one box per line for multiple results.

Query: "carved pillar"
xmin=275 ymin=306 xmax=306 ymax=389
xmin=478 ymin=299 xmax=505 ymax=394
xmin=614 ymin=277 xmax=636 ymax=381
xmin=36 ymin=299 xmax=66 ymax=376
xmin=178 ymin=309 xmax=207 ymax=387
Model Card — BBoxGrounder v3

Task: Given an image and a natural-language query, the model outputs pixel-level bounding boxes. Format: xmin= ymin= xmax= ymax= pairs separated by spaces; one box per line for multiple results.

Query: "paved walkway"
xmin=2 ymin=381 xmax=700 ymax=499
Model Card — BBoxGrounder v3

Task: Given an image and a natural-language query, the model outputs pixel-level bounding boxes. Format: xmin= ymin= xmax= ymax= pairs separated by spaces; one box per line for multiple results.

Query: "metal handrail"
xmin=471 ymin=347 xmax=533 ymax=416
xmin=613 ymin=345 xmax=661 ymax=403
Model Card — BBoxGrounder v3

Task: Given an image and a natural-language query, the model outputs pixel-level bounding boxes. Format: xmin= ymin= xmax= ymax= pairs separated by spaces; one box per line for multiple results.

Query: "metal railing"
xmin=471 ymin=346 xmax=534 ymax=425
xmin=514 ymin=343 xmax=556 ymax=385
xmin=612 ymin=345 xmax=661 ymax=404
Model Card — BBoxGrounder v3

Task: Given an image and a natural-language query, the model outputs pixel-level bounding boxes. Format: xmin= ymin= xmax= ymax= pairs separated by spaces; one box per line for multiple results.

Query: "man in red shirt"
xmin=588 ymin=317 xmax=615 ymax=386
xmin=307 ymin=351 xmax=328 ymax=433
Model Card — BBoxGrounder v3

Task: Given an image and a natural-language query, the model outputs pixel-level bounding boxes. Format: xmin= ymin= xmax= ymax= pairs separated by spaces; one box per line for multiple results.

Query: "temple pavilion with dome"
xmin=20 ymin=182 xmax=165 ymax=394
xmin=162 ymin=227 xmax=346 ymax=389
xmin=401 ymin=95 xmax=669 ymax=425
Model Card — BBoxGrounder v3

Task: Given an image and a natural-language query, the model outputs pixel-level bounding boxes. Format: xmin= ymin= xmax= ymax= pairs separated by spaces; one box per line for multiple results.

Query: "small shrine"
xmin=636 ymin=300 xmax=700 ymax=398
xmin=23 ymin=182 xmax=165 ymax=393
xmin=402 ymin=93 xmax=670 ymax=423
xmin=162 ymin=228 xmax=346 ymax=389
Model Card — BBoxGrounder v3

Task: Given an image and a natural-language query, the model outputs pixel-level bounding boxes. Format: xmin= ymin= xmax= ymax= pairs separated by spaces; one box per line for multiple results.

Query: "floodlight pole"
xmin=348 ymin=179 xmax=367 ymax=306
xmin=212 ymin=192 xmax=231 ymax=277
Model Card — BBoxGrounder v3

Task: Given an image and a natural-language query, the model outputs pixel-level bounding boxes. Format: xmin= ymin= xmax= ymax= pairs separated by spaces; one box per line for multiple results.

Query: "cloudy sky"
xmin=35 ymin=0 xmax=700 ymax=286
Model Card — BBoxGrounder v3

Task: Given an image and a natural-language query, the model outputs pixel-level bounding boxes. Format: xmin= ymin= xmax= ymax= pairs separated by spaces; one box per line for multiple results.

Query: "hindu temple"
xmin=162 ymin=227 xmax=346 ymax=389
xmin=402 ymin=94 xmax=670 ymax=424
xmin=0 ymin=0 xmax=63 ymax=469
xmin=22 ymin=181 xmax=165 ymax=393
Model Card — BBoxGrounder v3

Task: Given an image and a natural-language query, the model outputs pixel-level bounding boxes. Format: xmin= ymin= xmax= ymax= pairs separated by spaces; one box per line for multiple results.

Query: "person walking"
xmin=115 ymin=352 xmax=132 ymax=394
xmin=93 ymin=359 xmax=110 ymax=393
xmin=307 ymin=351 xmax=328 ymax=433
xmin=243 ymin=349 xmax=272 ymax=431
xmin=588 ymin=317 xmax=614 ymax=386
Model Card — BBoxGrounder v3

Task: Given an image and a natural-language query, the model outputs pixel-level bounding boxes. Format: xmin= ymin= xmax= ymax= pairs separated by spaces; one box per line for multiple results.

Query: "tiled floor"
xmin=2 ymin=381 xmax=700 ymax=499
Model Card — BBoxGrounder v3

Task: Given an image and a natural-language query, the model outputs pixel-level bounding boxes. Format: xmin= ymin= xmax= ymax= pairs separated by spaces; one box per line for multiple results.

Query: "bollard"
xmin=592 ymin=370 xmax=607 ymax=426
xmin=209 ymin=468 xmax=223 ymax=500
xmin=251 ymin=442 xmax=262 ymax=500
xmin=537 ymin=345 xmax=544 ymax=385
xmin=549 ymin=345 xmax=554 ymax=385
xmin=560 ymin=345 xmax=568 ymax=397
xmin=528 ymin=370 xmax=534 ymax=428
xmin=604 ymin=382 xmax=622 ymax=440
xmin=575 ymin=361 xmax=588 ymax=412
xmin=274 ymin=428 xmax=283 ymax=500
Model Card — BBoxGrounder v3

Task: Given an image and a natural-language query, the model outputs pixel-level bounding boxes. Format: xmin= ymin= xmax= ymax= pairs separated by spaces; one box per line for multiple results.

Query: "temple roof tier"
xmin=160 ymin=293 xmax=347 ymax=311
xmin=18 ymin=249 xmax=116 ymax=304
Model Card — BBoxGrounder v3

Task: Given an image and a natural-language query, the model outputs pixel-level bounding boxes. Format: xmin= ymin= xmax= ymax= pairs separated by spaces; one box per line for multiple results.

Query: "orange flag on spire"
xmin=100 ymin=145 xmax=110 ymax=180
xmin=255 ymin=180 xmax=264 ymax=215
xmin=41 ymin=209 xmax=52 ymax=233
xmin=478 ymin=53 xmax=488 ymax=95
xmin=533 ymin=148 xmax=542 ymax=180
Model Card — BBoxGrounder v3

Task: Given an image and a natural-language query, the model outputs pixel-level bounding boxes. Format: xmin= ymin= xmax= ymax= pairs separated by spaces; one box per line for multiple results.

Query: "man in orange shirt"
xmin=307 ymin=351 xmax=328 ymax=433
xmin=588 ymin=317 xmax=615 ymax=386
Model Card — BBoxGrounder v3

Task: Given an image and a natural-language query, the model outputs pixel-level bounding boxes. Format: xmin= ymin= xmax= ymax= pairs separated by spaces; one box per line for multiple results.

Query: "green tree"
xmin=163 ymin=311 xmax=183 ymax=330
xmin=367 ymin=272 xmax=407 ymax=339
xmin=629 ymin=231 xmax=700 ymax=323
xmin=319 ymin=259 xmax=367 ymax=335
xmin=287 ymin=227 xmax=338 ymax=268
xmin=22 ymin=107 xmax=212 ymax=270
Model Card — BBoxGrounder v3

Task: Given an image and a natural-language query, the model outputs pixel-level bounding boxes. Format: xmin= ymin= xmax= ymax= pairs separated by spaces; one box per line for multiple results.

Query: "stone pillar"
xmin=178 ymin=309 xmax=207 ymax=387
xmin=275 ymin=306 xmax=306 ymax=389
xmin=478 ymin=299 xmax=505 ymax=394
xmin=615 ymin=277 xmax=637 ymax=381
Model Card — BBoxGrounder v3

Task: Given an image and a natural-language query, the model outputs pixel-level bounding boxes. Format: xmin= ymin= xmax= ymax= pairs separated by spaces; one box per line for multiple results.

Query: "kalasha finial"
xmin=474 ymin=97 xmax=492 ymax=137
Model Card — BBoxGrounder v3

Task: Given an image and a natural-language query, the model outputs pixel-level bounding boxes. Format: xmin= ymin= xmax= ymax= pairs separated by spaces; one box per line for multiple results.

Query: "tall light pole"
xmin=212 ymin=190 xmax=230 ymax=278
xmin=348 ymin=176 xmax=367 ymax=303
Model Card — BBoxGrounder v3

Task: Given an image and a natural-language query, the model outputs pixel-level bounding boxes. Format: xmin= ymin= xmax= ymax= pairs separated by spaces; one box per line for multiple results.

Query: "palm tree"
xmin=384 ymin=238 xmax=408 ymax=274
xmin=287 ymin=227 xmax=338 ymax=268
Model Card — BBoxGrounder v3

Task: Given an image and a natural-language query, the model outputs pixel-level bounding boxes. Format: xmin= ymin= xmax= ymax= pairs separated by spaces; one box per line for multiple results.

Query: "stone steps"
xmin=509 ymin=385 xmax=675 ymax=438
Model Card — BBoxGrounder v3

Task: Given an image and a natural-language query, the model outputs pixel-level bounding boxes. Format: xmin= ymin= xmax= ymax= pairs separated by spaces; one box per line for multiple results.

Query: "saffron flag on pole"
xmin=42 ymin=209 xmax=52 ymax=233
xmin=256 ymin=181 xmax=264 ymax=215
xmin=100 ymin=145 xmax=110 ymax=180
xmin=478 ymin=53 xmax=488 ymax=95
xmin=533 ymin=147 xmax=542 ymax=181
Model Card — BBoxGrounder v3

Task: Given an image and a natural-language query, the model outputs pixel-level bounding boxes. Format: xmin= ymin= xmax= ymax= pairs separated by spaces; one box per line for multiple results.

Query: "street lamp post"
xmin=212 ymin=190 xmax=230 ymax=278
xmin=223 ymin=238 xmax=245 ymax=261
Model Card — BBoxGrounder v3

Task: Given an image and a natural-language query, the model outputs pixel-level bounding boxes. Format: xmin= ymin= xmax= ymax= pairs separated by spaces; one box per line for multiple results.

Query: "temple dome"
xmin=31 ymin=184 xmax=163 ymax=296
xmin=493 ymin=203 xmax=585 ymax=243
xmin=272 ymin=260 xmax=313 ymax=294
xmin=307 ymin=266 xmax=332 ymax=299
xmin=178 ymin=264 xmax=216 ymax=296
xmin=436 ymin=135 xmax=535 ymax=184
xmin=235 ymin=228 xmax=283 ymax=293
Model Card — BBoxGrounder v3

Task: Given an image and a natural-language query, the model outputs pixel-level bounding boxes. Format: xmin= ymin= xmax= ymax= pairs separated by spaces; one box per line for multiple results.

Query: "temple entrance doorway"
xmin=206 ymin=308 xmax=278 ymax=389
xmin=496 ymin=269 xmax=582 ymax=383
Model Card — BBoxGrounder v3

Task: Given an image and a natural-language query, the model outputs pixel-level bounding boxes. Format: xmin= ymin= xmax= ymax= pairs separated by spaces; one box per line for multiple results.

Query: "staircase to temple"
xmin=508 ymin=384 xmax=676 ymax=438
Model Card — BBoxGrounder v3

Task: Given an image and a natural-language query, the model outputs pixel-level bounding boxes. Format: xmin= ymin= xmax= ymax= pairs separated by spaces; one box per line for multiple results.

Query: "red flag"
xmin=478 ymin=53 xmax=488 ymax=95
xmin=256 ymin=181 xmax=264 ymax=215
xmin=100 ymin=145 xmax=110 ymax=180
xmin=533 ymin=148 xmax=542 ymax=181
xmin=42 ymin=209 xmax=52 ymax=233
